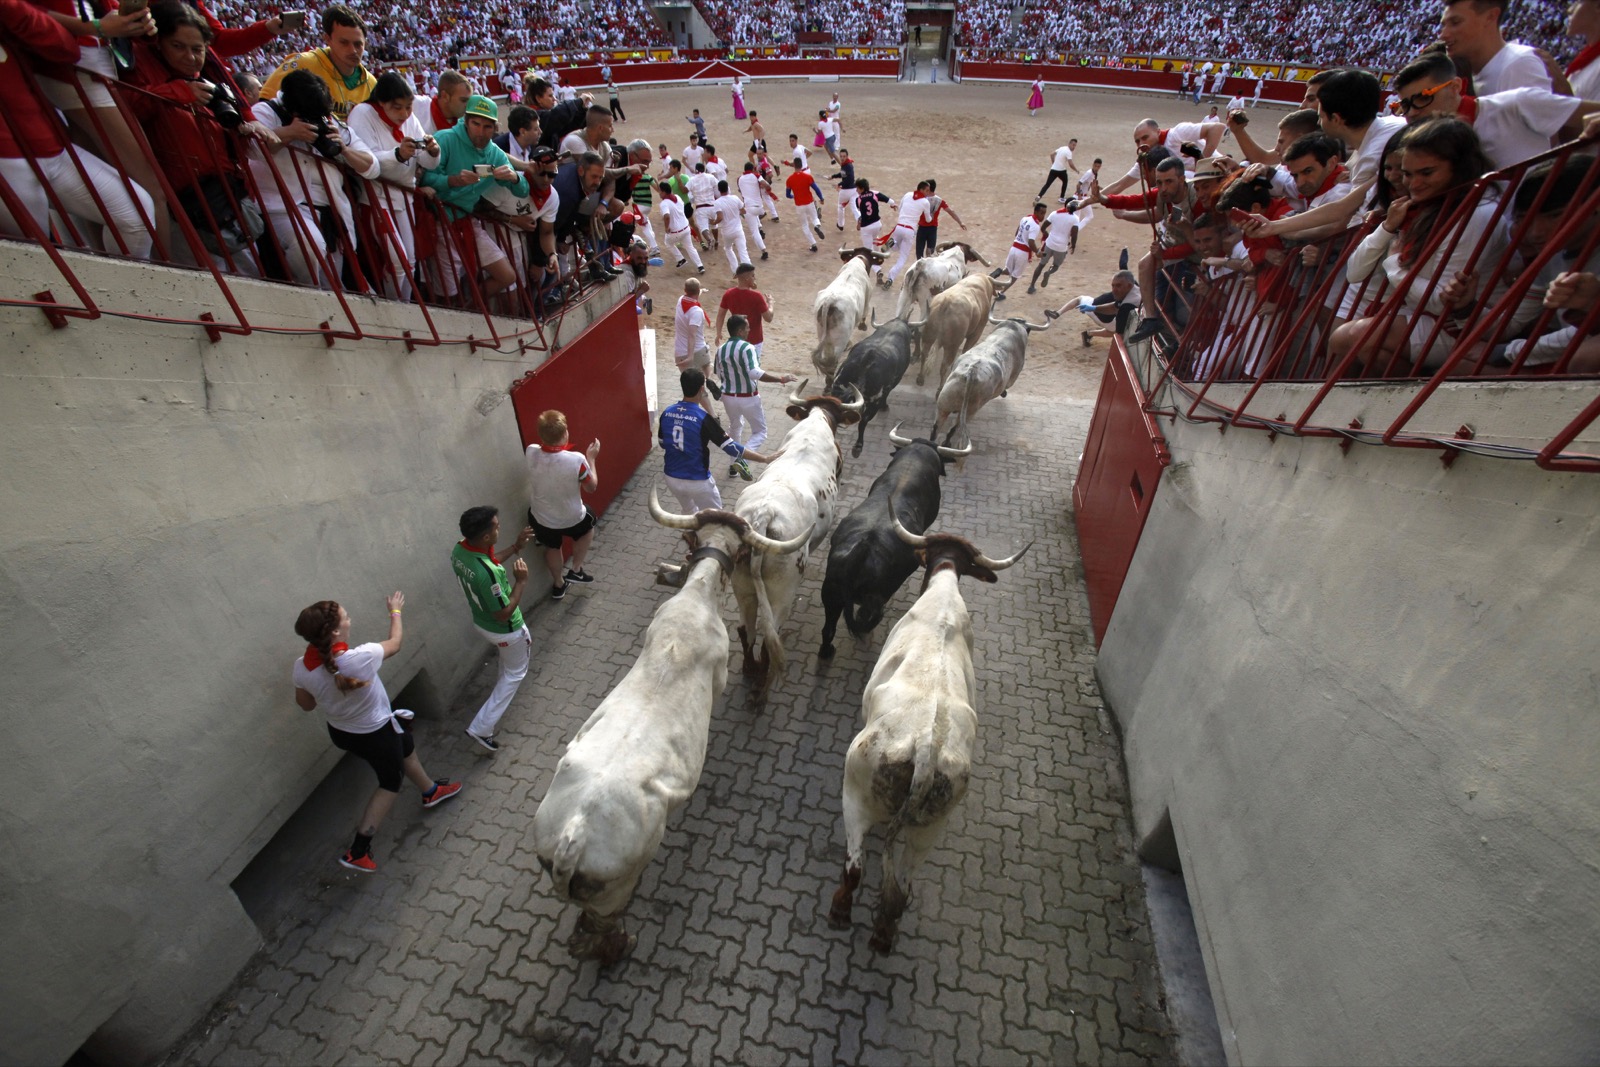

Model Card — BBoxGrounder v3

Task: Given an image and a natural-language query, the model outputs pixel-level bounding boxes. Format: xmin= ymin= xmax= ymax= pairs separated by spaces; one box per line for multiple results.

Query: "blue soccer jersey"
xmin=660 ymin=400 xmax=743 ymax=480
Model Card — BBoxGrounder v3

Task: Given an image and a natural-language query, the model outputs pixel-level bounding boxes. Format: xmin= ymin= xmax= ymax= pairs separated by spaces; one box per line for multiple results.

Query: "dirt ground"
xmin=612 ymin=77 xmax=1287 ymax=402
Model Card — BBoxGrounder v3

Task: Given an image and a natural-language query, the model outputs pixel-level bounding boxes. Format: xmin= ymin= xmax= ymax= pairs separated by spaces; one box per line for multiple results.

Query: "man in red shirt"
xmin=714 ymin=262 xmax=774 ymax=355
xmin=784 ymin=161 xmax=824 ymax=253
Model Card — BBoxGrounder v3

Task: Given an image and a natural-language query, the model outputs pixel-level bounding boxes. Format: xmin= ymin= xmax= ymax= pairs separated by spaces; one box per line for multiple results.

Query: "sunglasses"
xmin=1397 ymin=81 xmax=1453 ymax=114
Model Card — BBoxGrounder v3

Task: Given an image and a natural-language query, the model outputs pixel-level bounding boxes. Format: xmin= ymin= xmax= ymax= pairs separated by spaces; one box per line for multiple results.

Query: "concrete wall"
xmin=1096 ymin=405 xmax=1600 ymax=1064
xmin=0 ymin=243 xmax=623 ymax=1065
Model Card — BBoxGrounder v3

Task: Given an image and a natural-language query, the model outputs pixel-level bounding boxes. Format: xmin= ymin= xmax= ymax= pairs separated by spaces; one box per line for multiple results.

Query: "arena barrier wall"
xmin=510 ymin=296 xmax=653 ymax=519
xmin=1074 ymin=336 xmax=1172 ymax=645
xmin=551 ymin=57 xmax=902 ymax=88
xmin=954 ymin=61 xmax=1305 ymax=105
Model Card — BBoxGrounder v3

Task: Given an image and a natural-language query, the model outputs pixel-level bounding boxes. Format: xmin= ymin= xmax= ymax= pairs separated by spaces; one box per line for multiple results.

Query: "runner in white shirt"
xmin=736 ymin=164 xmax=770 ymax=260
xmin=710 ymin=184 xmax=750 ymax=272
xmin=657 ymin=182 xmax=704 ymax=271
xmin=1038 ymin=139 xmax=1079 ymax=202
xmin=704 ymin=150 xmax=728 ymax=184
xmin=1253 ymin=73 xmax=1266 ymax=106
xmin=674 ymin=277 xmax=710 ymax=371
xmin=1226 ymin=94 xmax=1248 ymax=115
xmin=682 ymin=138 xmax=705 ymax=171
xmin=1028 ymin=203 xmax=1079 ymax=292
xmin=687 ymin=165 xmax=721 ymax=250
xmin=998 ymin=204 xmax=1046 ymax=288
xmin=885 ymin=187 xmax=934 ymax=286
xmin=789 ymin=133 xmax=809 ymax=171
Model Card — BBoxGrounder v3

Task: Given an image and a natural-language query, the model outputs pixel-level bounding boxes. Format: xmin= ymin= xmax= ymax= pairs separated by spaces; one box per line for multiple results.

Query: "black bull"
xmin=817 ymin=438 xmax=950 ymax=659
xmin=828 ymin=319 xmax=918 ymax=458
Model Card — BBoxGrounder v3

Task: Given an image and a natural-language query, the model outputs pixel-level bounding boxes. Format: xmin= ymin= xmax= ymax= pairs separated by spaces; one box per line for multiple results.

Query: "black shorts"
xmin=328 ymin=722 xmax=413 ymax=792
xmin=529 ymin=507 xmax=595 ymax=549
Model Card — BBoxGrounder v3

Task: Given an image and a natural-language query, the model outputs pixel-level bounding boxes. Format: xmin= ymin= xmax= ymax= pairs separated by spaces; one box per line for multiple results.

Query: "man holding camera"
xmin=419 ymin=95 xmax=528 ymax=300
xmin=261 ymin=5 xmax=375 ymax=121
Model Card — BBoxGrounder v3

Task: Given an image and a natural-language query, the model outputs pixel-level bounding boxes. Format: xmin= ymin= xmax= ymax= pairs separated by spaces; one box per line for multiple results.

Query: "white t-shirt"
xmin=896 ymin=191 xmax=931 ymax=228
xmin=1473 ymin=87 xmax=1579 ymax=170
xmin=525 ymin=445 xmax=591 ymax=528
xmin=712 ymin=193 xmax=746 ymax=234
xmin=791 ymin=143 xmax=809 ymax=169
xmin=1163 ymin=120 xmax=1206 ymax=154
xmin=1226 ymin=95 xmax=1247 ymax=112
xmin=660 ymin=195 xmax=691 ymax=232
xmin=1474 ymin=41 xmax=1553 ymax=96
xmin=1348 ymin=114 xmax=1409 ymax=218
xmin=1042 ymin=208 xmax=1078 ymax=252
xmin=682 ymin=144 xmax=705 ymax=169
xmin=292 ymin=642 xmax=394 ymax=734
xmin=674 ymin=295 xmax=707 ymax=358
xmin=688 ymin=171 xmax=719 ymax=206
xmin=737 ymin=171 xmax=765 ymax=211
xmin=1012 ymin=215 xmax=1043 ymax=249
xmin=705 ymin=157 xmax=729 ymax=183
xmin=1570 ymin=60 xmax=1600 ymax=102
xmin=1051 ymin=145 xmax=1074 ymax=171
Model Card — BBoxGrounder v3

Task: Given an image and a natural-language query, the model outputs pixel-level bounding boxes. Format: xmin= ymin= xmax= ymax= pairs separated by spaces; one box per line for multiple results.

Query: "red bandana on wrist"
xmin=303 ymin=641 xmax=349 ymax=670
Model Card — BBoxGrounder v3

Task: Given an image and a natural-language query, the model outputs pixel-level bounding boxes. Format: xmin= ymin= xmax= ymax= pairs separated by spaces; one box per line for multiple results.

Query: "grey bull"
xmin=932 ymin=314 xmax=1050 ymax=448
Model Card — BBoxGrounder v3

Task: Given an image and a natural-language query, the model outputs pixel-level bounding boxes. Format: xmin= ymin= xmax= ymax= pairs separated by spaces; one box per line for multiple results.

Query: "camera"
xmin=205 ymin=80 xmax=243 ymax=130
xmin=310 ymin=119 xmax=344 ymax=161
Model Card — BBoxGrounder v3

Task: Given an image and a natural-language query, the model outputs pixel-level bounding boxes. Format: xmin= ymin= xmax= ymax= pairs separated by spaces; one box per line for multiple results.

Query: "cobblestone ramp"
xmin=166 ymin=390 xmax=1175 ymax=1066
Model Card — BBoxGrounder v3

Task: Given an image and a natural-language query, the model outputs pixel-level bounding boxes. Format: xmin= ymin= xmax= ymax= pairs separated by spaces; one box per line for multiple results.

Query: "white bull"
xmin=730 ymin=383 xmax=862 ymax=695
xmin=912 ymin=272 xmax=1011 ymax=387
xmin=894 ymin=241 xmax=989 ymax=323
xmin=813 ymin=248 xmax=885 ymax=388
xmin=933 ymin=314 xmax=1049 ymax=447
xmin=828 ymin=518 xmax=1027 ymax=953
xmin=533 ymin=507 xmax=806 ymax=964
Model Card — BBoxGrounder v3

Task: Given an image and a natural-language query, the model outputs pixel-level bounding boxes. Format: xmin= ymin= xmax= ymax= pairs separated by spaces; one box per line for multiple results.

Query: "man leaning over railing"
xmin=417 ymin=93 xmax=526 ymax=301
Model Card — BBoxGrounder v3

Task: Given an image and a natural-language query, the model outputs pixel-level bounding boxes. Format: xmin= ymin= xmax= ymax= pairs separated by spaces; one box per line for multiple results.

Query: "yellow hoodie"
xmin=261 ymin=48 xmax=377 ymax=122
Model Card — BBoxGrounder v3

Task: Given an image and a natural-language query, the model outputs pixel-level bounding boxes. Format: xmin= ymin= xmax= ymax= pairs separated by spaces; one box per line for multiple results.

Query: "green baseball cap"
xmin=464 ymin=95 xmax=498 ymax=122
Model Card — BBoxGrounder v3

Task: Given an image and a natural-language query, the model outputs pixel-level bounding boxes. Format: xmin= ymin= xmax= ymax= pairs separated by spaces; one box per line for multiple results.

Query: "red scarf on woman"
xmin=303 ymin=642 xmax=348 ymax=669
xmin=1567 ymin=40 xmax=1600 ymax=76
xmin=374 ymin=105 xmax=406 ymax=143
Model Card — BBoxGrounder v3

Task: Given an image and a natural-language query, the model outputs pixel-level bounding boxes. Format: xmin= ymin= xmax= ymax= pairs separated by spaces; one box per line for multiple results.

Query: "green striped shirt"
xmin=632 ymin=176 xmax=654 ymax=211
xmin=715 ymin=338 xmax=760 ymax=395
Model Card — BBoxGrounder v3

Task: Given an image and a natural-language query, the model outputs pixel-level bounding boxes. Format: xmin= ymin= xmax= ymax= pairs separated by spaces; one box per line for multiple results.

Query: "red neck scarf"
xmin=375 ymin=105 xmax=406 ymax=143
xmin=303 ymin=641 xmax=348 ymax=670
xmin=680 ymin=295 xmax=700 ymax=312
xmin=457 ymin=538 xmax=499 ymax=564
xmin=430 ymin=97 xmax=455 ymax=132
xmin=1311 ymin=162 xmax=1348 ymax=200
xmin=539 ymin=443 xmax=569 ymax=453
xmin=1458 ymin=95 xmax=1479 ymax=125
xmin=1568 ymin=40 xmax=1600 ymax=76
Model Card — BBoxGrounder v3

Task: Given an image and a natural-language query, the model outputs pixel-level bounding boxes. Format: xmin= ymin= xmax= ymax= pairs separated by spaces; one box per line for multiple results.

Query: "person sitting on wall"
xmin=292 ymin=592 xmax=462 ymax=874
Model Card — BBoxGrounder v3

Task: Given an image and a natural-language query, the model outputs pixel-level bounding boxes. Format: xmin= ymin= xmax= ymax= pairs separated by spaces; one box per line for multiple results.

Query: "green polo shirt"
xmin=451 ymin=541 xmax=523 ymax=633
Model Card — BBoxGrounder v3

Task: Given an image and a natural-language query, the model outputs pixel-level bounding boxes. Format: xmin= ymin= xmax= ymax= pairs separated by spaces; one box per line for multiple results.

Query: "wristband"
xmin=91 ymin=17 xmax=103 ymax=36
xmin=390 ymin=610 xmax=402 ymax=615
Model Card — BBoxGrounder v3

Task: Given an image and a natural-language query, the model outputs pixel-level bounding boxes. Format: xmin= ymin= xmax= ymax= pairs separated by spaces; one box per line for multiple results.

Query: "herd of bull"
xmin=529 ymin=243 xmax=1047 ymax=965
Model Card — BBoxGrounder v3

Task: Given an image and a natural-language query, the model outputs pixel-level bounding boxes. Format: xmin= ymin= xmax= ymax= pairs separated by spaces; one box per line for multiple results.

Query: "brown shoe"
xmin=1082 ymin=330 xmax=1093 ymax=348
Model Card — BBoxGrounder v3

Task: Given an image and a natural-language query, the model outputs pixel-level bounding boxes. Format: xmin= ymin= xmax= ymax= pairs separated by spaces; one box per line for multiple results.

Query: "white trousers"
xmin=887 ymin=225 xmax=918 ymax=281
xmin=469 ymin=623 xmax=531 ymax=738
xmin=743 ymin=211 xmax=766 ymax=253
xmin=635 ymin=214 xmax=658 ymax=251
xmin=665 ymin=474 xmax=723 ymax=512
xmin=722 ymin=392 xmax=767 ymax=451
xmin=720 ymin=227 xmax=749 ymax=271
xmin=663 ymin=226 xmax=702 ymax=268
xmin=794 ymin=201 xmax=820 ymax=244
xmin=0 ymin=151 xmax=154 ymax=259
xmin=371 ymin=182 xmax=417 ymax=301
xmin=1004 ymin=246 xmax=1031 ymax=279
xmin=837 ymin=187 xmax=854 ymax=228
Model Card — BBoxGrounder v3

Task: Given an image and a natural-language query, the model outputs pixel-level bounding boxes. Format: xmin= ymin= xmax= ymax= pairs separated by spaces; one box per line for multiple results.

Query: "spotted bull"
xmin=828 ymin=519 xmax=1028 ymax=953
xmin=894 ymin=241 xmax=989 ymax=323
xmin=812 ymin=248 xmax=885 ymax=389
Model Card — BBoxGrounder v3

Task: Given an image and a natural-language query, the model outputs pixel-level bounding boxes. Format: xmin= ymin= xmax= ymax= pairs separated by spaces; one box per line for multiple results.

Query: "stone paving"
xmin=165 ymin=379 xmax=1175 ymax=1066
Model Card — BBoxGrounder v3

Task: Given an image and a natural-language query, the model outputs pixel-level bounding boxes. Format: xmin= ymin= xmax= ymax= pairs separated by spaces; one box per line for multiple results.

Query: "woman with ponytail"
xmin=292 ymin=591 xmax=462 ymax=874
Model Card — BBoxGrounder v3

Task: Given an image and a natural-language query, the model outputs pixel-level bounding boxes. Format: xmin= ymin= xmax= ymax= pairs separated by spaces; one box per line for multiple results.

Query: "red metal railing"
xmin=1136 ymin=138 xmax=1600 ymax=472
xmin=0 ymin=51 xmax=631 ymax=354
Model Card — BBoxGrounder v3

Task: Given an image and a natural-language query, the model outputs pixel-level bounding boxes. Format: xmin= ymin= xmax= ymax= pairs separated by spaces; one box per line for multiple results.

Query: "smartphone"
xmin=279 ymin=9 xmax=308 ymax=30
xmin=1228 ymin=206 xmax=1252 ymax=225
xmin=119 ymin=0 xmax=149 ymax=15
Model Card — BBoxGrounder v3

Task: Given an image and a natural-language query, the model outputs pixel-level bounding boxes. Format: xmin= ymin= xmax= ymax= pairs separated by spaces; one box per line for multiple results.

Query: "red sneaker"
xmin=422 ymin=779 xmax=462 ymax=809
xmin=338 ymin=851 xmax=377 ymax=873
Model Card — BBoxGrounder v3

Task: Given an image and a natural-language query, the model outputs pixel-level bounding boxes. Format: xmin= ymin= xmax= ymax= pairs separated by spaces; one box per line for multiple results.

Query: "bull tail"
xmin=885 ymin=697 xmax=953 ymax=845
xmin=750 ymin=552 xmax=787 ymax=674
xmin=548 ymin=814 xmax=586 ymax=902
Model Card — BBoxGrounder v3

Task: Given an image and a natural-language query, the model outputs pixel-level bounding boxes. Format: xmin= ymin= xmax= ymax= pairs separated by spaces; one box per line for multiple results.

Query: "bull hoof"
xmin=594 ymin=931 xmax=637 ymax=966
xmin=827 ymin=905 xmax=853 ymax=930
xmin=1001 ymin=389 xmax=1008 ymax=398
xmin=850 ymin=442 xmax=863 ymax=458
xmin=818 ymin=643 xmax=836 ymax=660
xmin=868 ymin=929 xmax=896 ymax=954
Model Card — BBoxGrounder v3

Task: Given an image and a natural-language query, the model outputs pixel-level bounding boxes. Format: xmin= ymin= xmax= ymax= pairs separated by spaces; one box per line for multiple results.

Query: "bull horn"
xmin=1021 ymin=317 xmax=1052 ymax=332
xmin=987 ymin=313 xmax=1014 ymax=326
xmin=787 ymin=377 xmax=810 ymax=404
xmin=974 ymin=541 xmax=1032 ymax=572
xmin=935 ymin=241 xmax=954 ymax=252
xmin=887 ymin=421 xmax=914 ymax=446
xmin=906 ymin=307 xmax=928 ymax=329
xmin=889 ymin=511 xmax=929 ymax=549
xmin=649 ymin=486 xmax=702 ymax=529
xmin=993 ymin=274 xmax=1016 ymax=289
xmin=962 ymin=243 xmax=991 ymax=266
xmin=742 ymin=523 xmax=811 ymax=555
xmin=936 ymin=441 xmax=972 ymax=459
xmin=839 ymin=383 xmax=865 ymax=413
